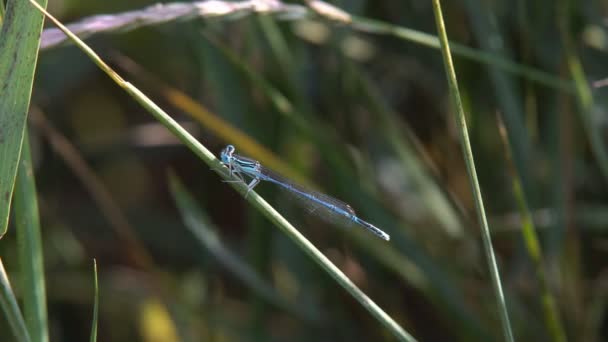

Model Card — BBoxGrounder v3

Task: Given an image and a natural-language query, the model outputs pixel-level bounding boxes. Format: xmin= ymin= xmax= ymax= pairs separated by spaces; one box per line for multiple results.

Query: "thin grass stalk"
xmin=89 ymin=260 xmax=98 ymax=342
xmin=28 ymin=2 xmax=417 ymax=340
xmin=497 ymin=116 xmax=567 ymax=342
xmin=431 ymin=1 xmax=514 ymax=341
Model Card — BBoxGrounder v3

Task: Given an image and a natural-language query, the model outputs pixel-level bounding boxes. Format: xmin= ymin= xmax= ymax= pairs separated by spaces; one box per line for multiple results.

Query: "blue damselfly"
xmin=220 ymin=145 xmax=390 ymax=241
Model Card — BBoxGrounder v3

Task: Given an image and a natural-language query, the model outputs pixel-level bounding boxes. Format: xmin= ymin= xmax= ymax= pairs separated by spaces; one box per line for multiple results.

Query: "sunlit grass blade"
xmin=0 ymin=0 xmax=47 ymax=236
xmin=432 ymin=1 xmax=514 ymax=341
xmin=0 ymin=258 xmax=31 ymax=342
xmin=14 ymin=131 xmax=48 ymax=342
xmin=89 ymin=259 xmax=98 ymax=342
xmin=28 ymin=2 xmax=416 ymax=340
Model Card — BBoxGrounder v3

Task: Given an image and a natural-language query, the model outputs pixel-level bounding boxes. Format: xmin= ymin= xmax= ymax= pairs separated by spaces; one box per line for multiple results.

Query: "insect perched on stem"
xmin=220 ymin=145 xmax=390 ymax=241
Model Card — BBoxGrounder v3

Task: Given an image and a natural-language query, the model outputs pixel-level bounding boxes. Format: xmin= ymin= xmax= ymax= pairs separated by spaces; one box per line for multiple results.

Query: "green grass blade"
xmin=0 ymin=258 xmax=31 ymax=342
xmin=28 ymin=3 xmax=416 ymax=340
xmin=14 ymin=131 xmax=48 ymax=342
xmin=89 ymin=260 xmax=98 ymax=342
xmin=497 ymin=117 xmax=566 ymax=341
xmin=0 ymin=0 xmax=47 ymax=236
xmin=432 ymin=1 xmax=514 ymax=341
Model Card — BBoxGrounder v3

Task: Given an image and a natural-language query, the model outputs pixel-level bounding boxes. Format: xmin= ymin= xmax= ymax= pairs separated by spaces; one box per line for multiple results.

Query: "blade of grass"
xmin=0 ymin=258 xmax=31 ymax=342
xmin=497 ymin=115 xmax=566 ymax=342
xmin=14 ymin=131 xmax=48 ymax=342
xmin=28 ymin=2 xmax=416 ymax=340
xmin=89 ymin=259 xmax=98 ymax=342
xmin=0 ymin=0 xmax=47 ymax=236
xmin=431 ymin=1 xmax=514 ymax=341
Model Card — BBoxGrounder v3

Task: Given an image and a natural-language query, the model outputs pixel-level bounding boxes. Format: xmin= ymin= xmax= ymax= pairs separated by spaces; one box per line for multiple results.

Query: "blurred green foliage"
xmin=1 ymin=0 xmax=608 ymax=341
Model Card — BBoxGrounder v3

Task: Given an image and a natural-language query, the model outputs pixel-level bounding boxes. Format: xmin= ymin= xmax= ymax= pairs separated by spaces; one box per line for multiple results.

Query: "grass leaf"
xmin=0 ymin=0 xmax=47 ymax=236
xmin=432 ymin=1 xmax=514 ymax=341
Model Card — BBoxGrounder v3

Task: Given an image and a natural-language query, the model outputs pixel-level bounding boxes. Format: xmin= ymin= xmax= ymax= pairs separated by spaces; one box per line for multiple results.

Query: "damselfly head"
xmin=220 ymin=145 xmax=236 ymax=165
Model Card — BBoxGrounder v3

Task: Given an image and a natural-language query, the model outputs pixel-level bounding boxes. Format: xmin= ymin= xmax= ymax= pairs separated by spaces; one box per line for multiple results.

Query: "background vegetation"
xmin=1 ymin=0 xmax=607 ymax=341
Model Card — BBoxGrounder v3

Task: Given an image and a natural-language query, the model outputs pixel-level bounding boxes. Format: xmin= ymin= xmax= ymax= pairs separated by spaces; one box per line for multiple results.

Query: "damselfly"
xmin=220 ymin=145 xmax=390 ymax=241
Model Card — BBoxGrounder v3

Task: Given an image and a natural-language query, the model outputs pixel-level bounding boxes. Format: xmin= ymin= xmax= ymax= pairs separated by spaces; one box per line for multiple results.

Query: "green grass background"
xmin=1 ymin=0 xmax=607 ymax=341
